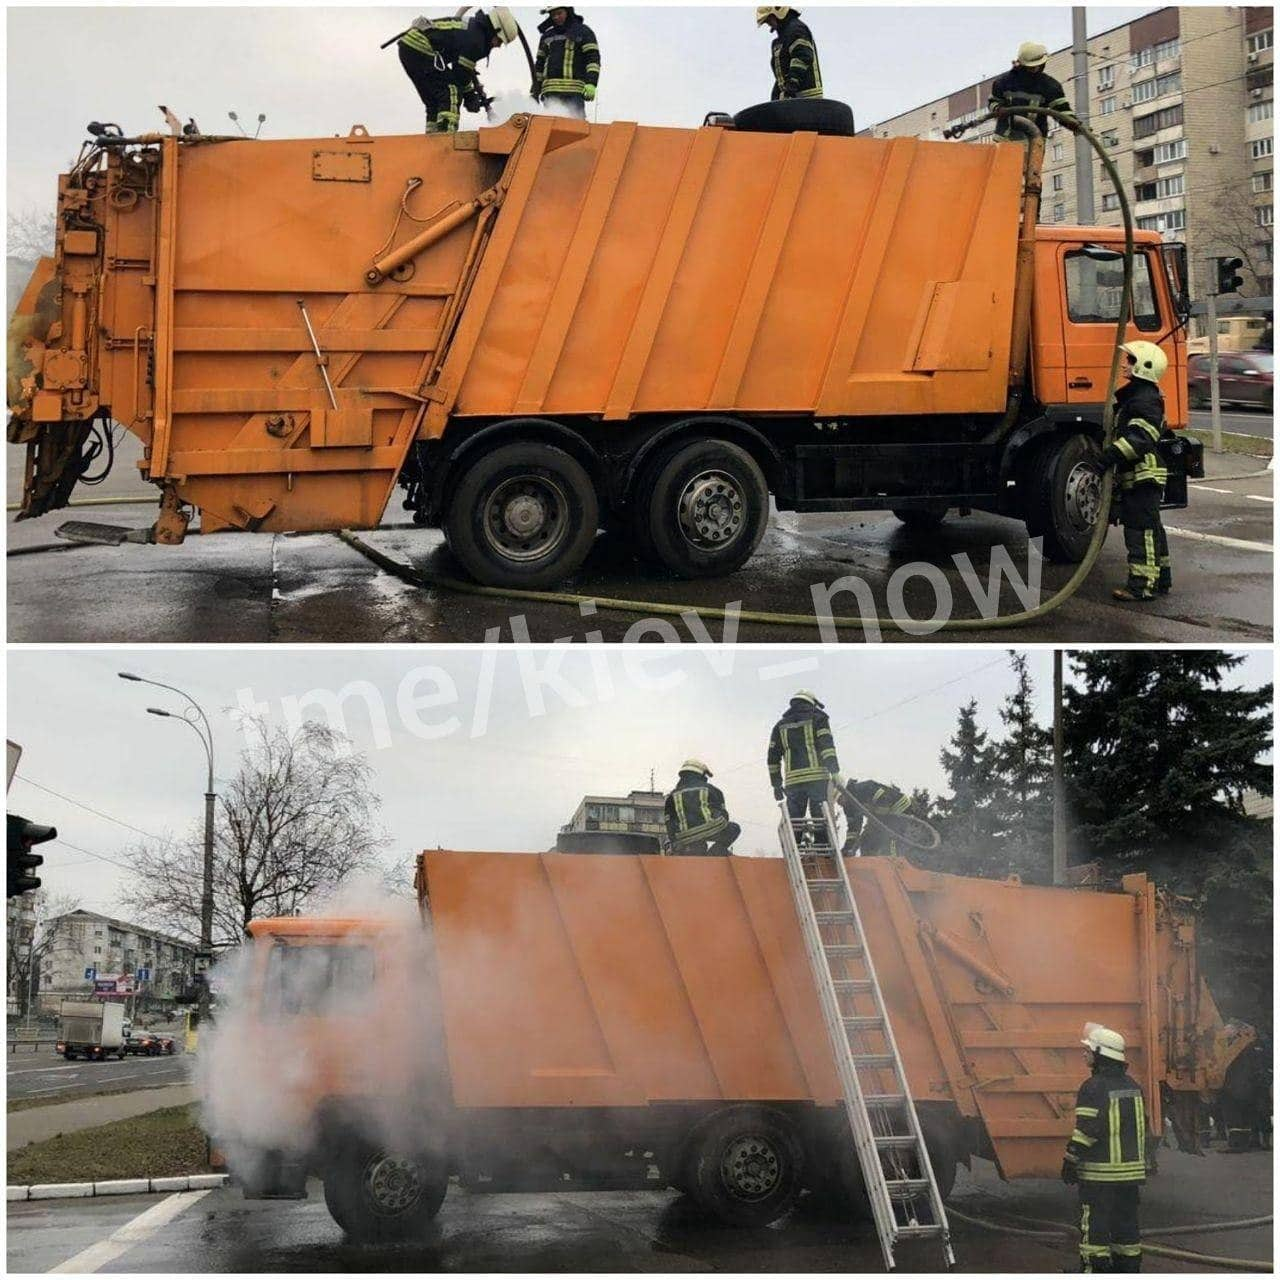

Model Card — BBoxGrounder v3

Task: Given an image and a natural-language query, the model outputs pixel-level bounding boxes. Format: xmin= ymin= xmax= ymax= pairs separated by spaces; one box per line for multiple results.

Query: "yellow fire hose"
xmin=946 ymin=1205 xmax=1272 ymax=1272
xmin=11 ymin=108 xmax=1140 ymax=636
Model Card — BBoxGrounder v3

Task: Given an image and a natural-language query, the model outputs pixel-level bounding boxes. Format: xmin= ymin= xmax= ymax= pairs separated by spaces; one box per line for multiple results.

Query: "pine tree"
xmin=991 ymin=653 xmax=1054 ymax=884
xmin=1064 ymin=650 xmax=1273 ymax=1029
xmin=932 ymin=699 xmax=1002 ymax=877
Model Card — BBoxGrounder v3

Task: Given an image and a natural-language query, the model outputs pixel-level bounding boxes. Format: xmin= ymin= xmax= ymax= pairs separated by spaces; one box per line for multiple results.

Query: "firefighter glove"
xmin=773 ymin=786 xmax=785 ymax=801
xmin=784 ymin=77 xmax=801 ymax=95
xmin=463 ymin=90 xmax=485 ymax=113
xmin=1060 ymin=1158 xmax=1078 ymax=1185
xmin=583 ymin=84 xmax=596 ymax=101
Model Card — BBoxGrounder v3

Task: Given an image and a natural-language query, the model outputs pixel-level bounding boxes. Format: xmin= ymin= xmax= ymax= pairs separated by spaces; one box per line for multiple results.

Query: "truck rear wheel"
xmin=1024 ymin=432 xmax=1103 ymax=563
xmin=444 ymin=442 xmax=600 ymax=588
xmin=645 ymin=441 xmax=769 ymax=579
xmin=687 ymin=1106 xmax=803 ymax=1227
xmin=323 ymin=1140 xmax=448 ymax=1244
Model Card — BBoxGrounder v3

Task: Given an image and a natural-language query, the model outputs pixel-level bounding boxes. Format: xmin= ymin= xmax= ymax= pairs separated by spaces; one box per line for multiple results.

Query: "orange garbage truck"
xmin=221 ymin=849 xmax=1250 ymax=1243
xmin=9 ymin=104 xmax=1200 ymax=588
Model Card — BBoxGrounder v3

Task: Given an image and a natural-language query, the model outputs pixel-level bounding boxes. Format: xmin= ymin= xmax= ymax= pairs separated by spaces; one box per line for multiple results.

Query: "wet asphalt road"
xmin=6 ymin=1147 xmax=1271 ymax=1273
xmin=6 ymin=426 xmax=1272 ymax=644
xmin=7 ymin=1045 xmax=188 ymax=1101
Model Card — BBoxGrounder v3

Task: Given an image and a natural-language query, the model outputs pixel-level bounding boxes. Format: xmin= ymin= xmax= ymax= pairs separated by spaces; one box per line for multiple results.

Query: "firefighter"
xmin=838 ymin=777 xmax=914 ymax=857
xmin=768 ymin=692 xmax=839 ymax=840
xmin=756 ymin=7 xmax=823 ymax=102
xmin=398 ymin=7 xmax=519 ymax=134
xmin=663 ymin=760 xmax=740 ymax=856
xmin=1102 ymin=341 xmax=1171 ymax=602
xmin=1062 ymin=1024 xmax=1149 ymax=1273
xmin=533 ymin=6 xmax=601 ymax=119
xmin=989 ymin=41 xmax=1076 ymax=141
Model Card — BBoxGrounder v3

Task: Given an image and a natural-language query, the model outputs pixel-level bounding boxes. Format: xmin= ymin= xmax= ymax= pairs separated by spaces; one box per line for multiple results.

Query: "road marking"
xmin=1164 ymin=527 xmax=1274 ymax=553
xmin=7 ymin=1065 xmax=82 ymax=1075
xmin=48 ymin=1189 xmax=211 ymax=1274
xmin=1194 ymin=485 xmax=1234 ymax=494
xmin=1247 ymin=494 xmax=1274 ymax=503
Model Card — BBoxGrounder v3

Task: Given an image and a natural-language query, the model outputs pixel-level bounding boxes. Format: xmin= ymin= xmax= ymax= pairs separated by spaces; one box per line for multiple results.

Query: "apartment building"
xmin=37 ymin=909 xmax=197 ymax=1011
xmin=869 ymin=7 xmax=1274 ymax=300
xmin=561 ymin=790 xmax=666 ymax=839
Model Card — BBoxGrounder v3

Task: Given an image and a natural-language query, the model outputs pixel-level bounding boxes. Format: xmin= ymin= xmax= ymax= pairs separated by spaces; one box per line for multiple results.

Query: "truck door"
xmin=1058 ymin=244 xmax=1167 ymax=406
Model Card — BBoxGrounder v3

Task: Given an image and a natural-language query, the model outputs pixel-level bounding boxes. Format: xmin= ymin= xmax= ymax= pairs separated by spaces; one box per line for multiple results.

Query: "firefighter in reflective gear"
xmin=1062 ymin=1024 xmax=1149 ymax=1273
xmin=838 ymin=777 xmax=914 ymax=856
xmin=1103 ymin=341 xmax=1170 ymax=602
xmin=768 ymin=692 xmax=839 ymax=835
xmin=990 ymin=41 xmax=1076 ymax=140
xmin=756 ymin=8 xmax=823 ymax=101
xmin=398 ymin=8 xmax=518 ymax=133
xmin=533 ymin=7 xmax=601 ymax=119
xmin=664 ymin=760 xmax=740 ymax=856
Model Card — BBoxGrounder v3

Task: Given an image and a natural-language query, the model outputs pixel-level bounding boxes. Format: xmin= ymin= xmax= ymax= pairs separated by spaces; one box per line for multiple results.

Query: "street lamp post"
xmin=118 ymin=673 xmax=215 ymax=1030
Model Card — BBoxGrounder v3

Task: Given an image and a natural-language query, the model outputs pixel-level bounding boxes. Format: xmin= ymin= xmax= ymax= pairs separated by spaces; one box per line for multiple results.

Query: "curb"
xmin=8 ymin=1173 xmax=227 ymax=1202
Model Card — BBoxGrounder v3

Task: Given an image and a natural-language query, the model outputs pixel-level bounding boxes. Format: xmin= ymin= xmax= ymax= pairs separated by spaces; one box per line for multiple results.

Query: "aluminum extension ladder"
xmin=777 ymin=799 xmax=955 ymax=1272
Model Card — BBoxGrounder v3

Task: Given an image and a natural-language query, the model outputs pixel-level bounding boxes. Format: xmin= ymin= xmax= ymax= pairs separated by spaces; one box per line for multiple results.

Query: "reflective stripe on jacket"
xmin=1105 ymin=381 xmax=1168 ymax=490
xmin=535 ymin=15 xmax=601 ymax=98
xmin=665 ymin=777 xmax=729 ymax=845
xmin=770 ymin=16 xmax=823 ymax=100
xmin=768 ymin=706 xmax=839 ymax=788
xmin=399 ymin=16 xmax=486 ymax=91
xmin=1064 ymin=1066 xmax=1149 ymax=1183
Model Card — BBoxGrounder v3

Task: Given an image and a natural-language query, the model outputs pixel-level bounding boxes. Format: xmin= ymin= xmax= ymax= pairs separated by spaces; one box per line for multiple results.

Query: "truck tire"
xmin=892 ymin=505 xmax=949 ymax=531
xmin=687 ymin=1106 xmax=803 ymax=1227
xmin=444 ymin=442 xmax=599 ymax=588
xmin=733 ymin=99 xmax=856 ymax=137
xmin=63 ymin=1050 xmax=76 ymax=1061
xmin=1023 ymin=432 xmax=1103 ymax=563
xmin=322 ymin=1140 xmax=448 ymax=1244
xmin=645 ymin=440 xmax=769 ymax=578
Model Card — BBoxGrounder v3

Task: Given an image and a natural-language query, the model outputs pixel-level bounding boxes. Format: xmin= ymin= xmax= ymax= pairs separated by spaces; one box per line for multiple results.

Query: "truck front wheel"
xmin=1024 ymin=433 xmax=1104 ymax=563
xmin=645 ymin=441 xmax=769 ymax=579
xmin=323 ymin=1141 xmax=448 ymax=1244
xmin=687 ymin=1106 xmax=803 ymax=1227
xmin=444 ymin=442 xmax=600 ymax=589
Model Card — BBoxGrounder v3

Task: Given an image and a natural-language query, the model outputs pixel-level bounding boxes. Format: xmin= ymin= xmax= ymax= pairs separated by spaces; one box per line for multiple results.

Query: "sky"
xmin=5 ymin=647 xmax=1271 ymax=921
xmin=6 ymin=3 xmax=1155 ymax=218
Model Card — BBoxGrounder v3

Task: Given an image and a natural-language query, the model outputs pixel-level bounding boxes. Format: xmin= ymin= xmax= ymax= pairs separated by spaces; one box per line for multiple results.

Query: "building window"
xmin=1134 ymin=105 xmax=1184 ymax=138
xmin=1153 ymin=38 xmax=1180 ymax=62
xmin=1248 ymin=101 xmax=1274 ymax=124
xmin=1097 ymin=64 xmax=1115 ymax=90
xmin=1258 ymin=205 xmax=1275 ymax=227
xmin=93 ymin=946 xmax=101 ymax=955
xmin=1254 ymin=172 xmax=1274 ymax=194
xmin=1101 ymin=192 xmax=1121 ymax=212
xmin=1134 ymin=72 xmax=1181 ymax=103
xmin=1052 ymin=173 xmax=1064 ymax=192
xmin=1157 ymin=174 xmax=1186 ymax=199
xmin=1136 ymin=208 xmax=1186 ymax=233
xmin=1252 ymin=137 xmax=1275 ymax=160
xmin=1247 ymin=30 xmax=1274 ymax=55
xmin=1052 ymin=143 xmax=1064 ymax=162
xmin=1153 ymin=139 xmax=1188 ymax=164
xmin=1053 ymin=202 xmax=1066 ymax=223
xmin=1101 ymin=130 xmax=1119 ymax=149
xmin=1100 ymin=96 xmax=1117 ymax=115
xmin=1130 ymin=47 xmax=1154 ymax=71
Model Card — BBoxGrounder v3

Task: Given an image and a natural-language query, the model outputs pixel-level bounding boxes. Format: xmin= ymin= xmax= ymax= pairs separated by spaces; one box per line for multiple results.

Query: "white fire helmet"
xmin=1120 ymin=340 xmax=1168 ymax=385
xmin=680 ymin=758 xmax=712 ymax=778
xmin=1081 ymin=1022 xmax=1127 ymax=1062
xmin=487 ymin=7 xmax=519 ymax=45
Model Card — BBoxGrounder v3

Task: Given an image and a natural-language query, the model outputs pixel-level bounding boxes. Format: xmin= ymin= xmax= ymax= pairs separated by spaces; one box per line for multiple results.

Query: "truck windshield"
xmin=1064 ymin=249 xmax=1161 ymax=332
xmin=262 ymin=942 xmax=375 ymax=1016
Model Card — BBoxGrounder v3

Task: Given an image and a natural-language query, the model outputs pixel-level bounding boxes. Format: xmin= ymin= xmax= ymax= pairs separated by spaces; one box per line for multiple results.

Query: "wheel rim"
xmin=364 ymin=1154 xmax=424 ymax=1216
xmin=1063 ymin=461 xmax=1102 ymax=533
xmin=720 ymin=1134 xmax=782 ymax=1201
xmin=482 ymin=474 xmax=570 ymax=563
xmin=676 ymin=470 xmax=746 ymax=551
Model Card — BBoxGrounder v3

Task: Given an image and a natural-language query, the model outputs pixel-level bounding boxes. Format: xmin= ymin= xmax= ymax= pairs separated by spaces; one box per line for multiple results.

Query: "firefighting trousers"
xmin=1118 ymin=484 xmax=1169 ymax=597
xmin=540 ymin=92 xmax=587 ymax=118
xmin=672 ymin=821 xmax=741 ymax=856
xmin=399 ymin=45 xmax=461 ymax=132
xmin=786 ymin=780 xmax=831 ymax=840
xmin=1079 ymin=1182 xmax=1142 ymax=1272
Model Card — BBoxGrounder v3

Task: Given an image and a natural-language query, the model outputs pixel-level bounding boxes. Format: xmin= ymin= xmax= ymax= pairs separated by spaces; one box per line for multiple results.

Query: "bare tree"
xmin=7 ymin=206 xmax=56 ymax=261
xmin=119 ymin=719 xmax=387 ymax=945
xmin=7 ymin=892 xmax=81 ymax=1019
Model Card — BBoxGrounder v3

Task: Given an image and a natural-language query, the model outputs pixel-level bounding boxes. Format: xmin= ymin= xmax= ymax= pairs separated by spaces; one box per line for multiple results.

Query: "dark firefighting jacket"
xmin=768 ymin=702 xmax=839 ymax=789
xmin=664 ymin=772 xmax=730 ymax=846
xmin=1103 ymin=379 xmax=1168 ymax=490
xmin=400 ymin=15 xmax=490 ymax=92
xmin=1064 ymin=1060 xmax=1149 ymax=1183
xmin=534 ymin=12 xmax=601 ymax=98
xmin=841 ymin=780 xmax=912 ymax=854
xmin=989 ymin=65 xmax=1074 ymax=136
xmin=770 ymin=14 xmax=823 ymax=100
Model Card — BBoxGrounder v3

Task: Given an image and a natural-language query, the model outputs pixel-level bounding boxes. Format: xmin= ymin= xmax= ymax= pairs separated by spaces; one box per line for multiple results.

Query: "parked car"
xmin=124 ymin=1030 xmax=177 ymax=1056
xmin=1188 ymin=352 xmax=1274 ymax=411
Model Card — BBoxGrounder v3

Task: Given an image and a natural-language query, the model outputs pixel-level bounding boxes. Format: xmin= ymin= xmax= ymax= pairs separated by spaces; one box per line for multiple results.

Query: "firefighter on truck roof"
xmin=989 ymin=40 xmax=1077 ymax=141
xmin=768 ymin=691 xmax=839 ymax=841
xmin=664 ymin=760 xmax=740 ymax=856
xmin=1062 ymin=1024 xmax=1150 ymax=1272
xmin=756 ymin=7 xmax=823 ymax=102
xmin=533 ymin=6 xmax=601 ymax=119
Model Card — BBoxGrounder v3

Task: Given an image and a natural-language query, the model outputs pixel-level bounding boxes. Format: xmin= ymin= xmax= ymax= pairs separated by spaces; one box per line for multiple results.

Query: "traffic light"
xmin=1215 ymin=256 xmax=1245 ymax=296
xmin=7 ymin=814 xmax=55 ymax=898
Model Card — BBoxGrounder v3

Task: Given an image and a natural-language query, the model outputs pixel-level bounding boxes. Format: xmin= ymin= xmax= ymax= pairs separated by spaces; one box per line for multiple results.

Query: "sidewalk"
xmin=8 ymin=1085 xmax=197 ymax=1151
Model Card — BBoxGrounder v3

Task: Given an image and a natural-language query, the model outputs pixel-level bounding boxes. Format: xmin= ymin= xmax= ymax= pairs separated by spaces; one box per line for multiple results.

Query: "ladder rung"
xmin=814 ymin=910 xmax=856 ymax=924
xmin=842 ymin=1015 xmax=884 ymax=1031
xmin=864 ymin=1093 xmax=906 ymax=1107
xmin=873 ymin=1135 xmax=920 ymax=1149
xmin=832 ymin=979 xmax=874 ymax=993
xmin=824 ymin=944 xmax=864 ymax=957
xmin=851 ymin=1053 xmax=897 ymax=1068
xmin=886 ymin=1178 xmax=933 ymax=1192
xmin=894 ymin=1224 xmax=946 ymax=1239
xmin=805 ymin=878 xmax=846 ymax=890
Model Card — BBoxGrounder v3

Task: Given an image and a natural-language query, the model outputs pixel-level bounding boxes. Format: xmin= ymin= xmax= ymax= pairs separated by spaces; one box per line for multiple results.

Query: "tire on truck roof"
xmin=732 ymin=99 xmax=856 ymax=137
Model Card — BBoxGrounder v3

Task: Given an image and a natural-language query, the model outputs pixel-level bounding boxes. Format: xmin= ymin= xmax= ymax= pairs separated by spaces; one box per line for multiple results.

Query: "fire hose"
xmin=946 ymin=1205 xmax=1272 ymax=1272
xmin=335 ymin=105 xmax=1135 ymax=634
